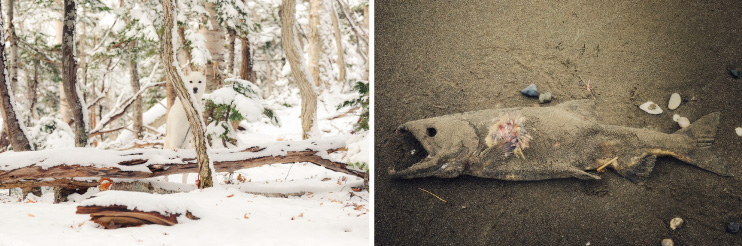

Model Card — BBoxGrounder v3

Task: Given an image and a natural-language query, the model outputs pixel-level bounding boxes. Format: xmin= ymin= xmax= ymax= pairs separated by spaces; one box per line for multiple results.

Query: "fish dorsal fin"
xmin=553 ymin=99 xmax=597 ymax=121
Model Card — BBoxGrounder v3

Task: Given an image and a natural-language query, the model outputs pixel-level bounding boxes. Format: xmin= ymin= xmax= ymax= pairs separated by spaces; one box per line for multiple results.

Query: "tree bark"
xmin=56 ymin=0 xmax=70 ymax=123
xmin=7 ymin=0 xmax=17 ymax=92
xmin=362 ymin=5 xmax=368 ymax=81
xmin=27 ymin=60 xmax=39 ymax=122
xmin=198 ymin=1 xmax=225 ymax=91
xmin=308 ymin=0 xmax=321 ymax=88
xmin=0 ymin=0 xmax=31 ymax=152
xmin=239 ymin=37 xmax=253 ymax=82
xmin=161 ymin=0 xmax=213 ymax=189
xmin=330 ymin=6 xmax=345 ymax=83
xmin=129 ymin=47 xmax=142 ymax=139
xmin=62 ymin=0 xmax=88 ymax=147
xmin=227 ymin=27 xmax=236 ymax=75
xmin=282 ymin=0 xmax=318 ymax=140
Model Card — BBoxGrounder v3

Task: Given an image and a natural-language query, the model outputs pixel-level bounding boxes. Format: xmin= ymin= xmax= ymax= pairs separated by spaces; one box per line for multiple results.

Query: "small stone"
xmin=672 ymin=114 xmax=680 ymax=122
xmin=661 ymin=238 xmax=673 ymax=246
xmin=639 ymin=101 xmax=663 ymax=115
xmin=521 ymin=84 xmax=539 ymax=97
xmin=539 ymin=92 xmax=552 ymax=104
xmin=736 ymin=127 xmax=742 ymax=136
xmin=677 ymin=117 xmax=690 ymax=128
xmin=730 ymin=69 xmax=740 ymax=79
xmin=668 ymin=93 xmax=681 ymax=110
xmin=728 ymin=221 xmax=740 ymax=233
xmin=670 ymin=217 xmax=684 ymax=230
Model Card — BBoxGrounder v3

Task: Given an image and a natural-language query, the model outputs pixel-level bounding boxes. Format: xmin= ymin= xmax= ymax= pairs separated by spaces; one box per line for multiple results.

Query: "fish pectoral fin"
xmin=614 ymin=155 xmax=657 ymax=183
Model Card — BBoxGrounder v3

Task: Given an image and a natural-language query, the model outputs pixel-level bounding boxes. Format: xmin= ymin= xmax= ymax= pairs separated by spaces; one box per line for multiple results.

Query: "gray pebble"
xmin=731 ymin=69 xmax=740 ymax=79
xmin=728 ymin=221 xmax=739 ymax=233
xmin=521 ymin=84 xmax=539 ymax=97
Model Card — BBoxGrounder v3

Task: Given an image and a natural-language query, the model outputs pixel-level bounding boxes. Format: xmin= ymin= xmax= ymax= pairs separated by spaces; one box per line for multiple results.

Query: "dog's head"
xmin=183 ymin=72 xmax=207 ymax=99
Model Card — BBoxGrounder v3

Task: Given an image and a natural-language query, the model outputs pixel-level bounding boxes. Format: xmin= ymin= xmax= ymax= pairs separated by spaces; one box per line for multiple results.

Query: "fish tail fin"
xmin=672 ymin=112 xmax=731 ymax=176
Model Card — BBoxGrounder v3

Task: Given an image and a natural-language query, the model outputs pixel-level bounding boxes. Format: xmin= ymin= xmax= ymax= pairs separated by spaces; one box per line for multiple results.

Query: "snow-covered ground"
xmin=0 ymin=87 xmax=369 ymax=245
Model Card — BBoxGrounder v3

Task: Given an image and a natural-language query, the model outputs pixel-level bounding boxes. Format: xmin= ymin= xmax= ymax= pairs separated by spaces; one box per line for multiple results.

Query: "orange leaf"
xmin=243 ymin=214 xmax=249 ymax=219
xmin=341 ymin=176 xmax=347 ymax=182
xmin=227 ymin=194 xmax=234 ymax=198
xmin=298 ymin=213 xmax=304 ymax=218
xmin=27 ymin=213 xmax=34 ymax=217
xmin=351 ymin=187 xmax=364 ymax=192
xmin=98 ymin=177 xmax=113 ymax=191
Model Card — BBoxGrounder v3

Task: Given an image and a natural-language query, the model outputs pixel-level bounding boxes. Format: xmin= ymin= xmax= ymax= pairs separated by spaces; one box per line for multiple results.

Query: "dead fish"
xmin=390 ymin=100 xmax=730 ymax=182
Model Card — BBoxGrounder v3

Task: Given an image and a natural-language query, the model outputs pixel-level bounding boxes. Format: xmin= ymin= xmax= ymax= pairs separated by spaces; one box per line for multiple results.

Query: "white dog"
xmin=164 ymin=72 xmax=207 ymax=184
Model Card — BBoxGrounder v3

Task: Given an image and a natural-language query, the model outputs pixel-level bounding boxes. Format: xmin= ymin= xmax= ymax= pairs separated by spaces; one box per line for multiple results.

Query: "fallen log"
xmin=76 ymin=190 xmax=200 ymax=229
xmin=0 ymin=137 xmax=364 ymax=189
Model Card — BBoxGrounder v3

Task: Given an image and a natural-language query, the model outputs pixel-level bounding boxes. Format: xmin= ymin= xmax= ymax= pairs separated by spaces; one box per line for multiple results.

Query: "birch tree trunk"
xmin=330 ymin=6 xmax=345 ymax=83
xmin=62 ymin=0 xmax=88 ymax=147
xmin=198 ymin=1 xmax=225 ymax=91
xmin=160 ymin=0 xmax=213 ymax=189
xmin=0 ymin=0 xmax=31 ymax=152
xmin=308 ymin=0 xmax=321 ymax=88
xmin=129 ymin=50 xmax=142 ymax=139
xmin=227 ymin=28 xmax=236 ymax=75
xmin=362 ymin=5 xmax=368 ymax=81
xmin=282 ymin=0 xmax=318 ymax=140
xmin=7 ymin=0 xmax=17 ymax=92
xmin=239 ymin=37 xmax=253 ymax=82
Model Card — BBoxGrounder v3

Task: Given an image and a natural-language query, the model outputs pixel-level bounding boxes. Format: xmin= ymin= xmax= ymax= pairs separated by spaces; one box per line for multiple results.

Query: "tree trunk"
xmin=0 ymin=0 xmax=31 ymax=152
xmin=129 ymin=47 xmax=142 ymax=139
xmin=227 ymin=28 xmax=236 ymax=75
xmin=198 ymin=1 xmax=225 ymax=91
xmin=362 ymin=5 xmax=368 ymax=81
xmin=330 ymin=6 xmax=345 ymax=83
xmin=308 ymin=0 xmax=321 ymax=88
xmin=239 ymin=37 xmax=253 ymax=82
xmin=56 ymin=0 xmax=70 ymax=124
xmin=161 ymin=0 xmax=213 ymax=189
xmin=282 ymin=0 xmax=319 ymax=140
xmin=27 ymin=60 xmax=39 ymax=121
xmin=0 ymin=139 xmax=361 ymax=189
xmin=62 ymin=0 xmax=88 ymax=147
xmin=177 ymin=26 xmax=193 ymax=70
xmin=7 ymin=0 xmax=17 ymax=92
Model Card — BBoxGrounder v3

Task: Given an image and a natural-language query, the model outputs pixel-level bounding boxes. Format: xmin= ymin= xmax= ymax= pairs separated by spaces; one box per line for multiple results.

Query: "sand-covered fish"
xmin=390 ymin=100 xmax=730 ymax=182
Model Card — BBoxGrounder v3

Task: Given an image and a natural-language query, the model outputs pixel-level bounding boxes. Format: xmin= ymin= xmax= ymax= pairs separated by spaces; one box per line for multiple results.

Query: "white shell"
xmin=639 ymin=101 xmax=663 ymax=115
xmin=736 ymin=127 xmax=742 ymax=136
xmin=672 ymin=114 xmax=680 ymax=122
xmin=668 ymin=93 xmax=681 ymax=110
xmin=662 ymin=238 xmax=674 ymax=246
xmin=670 ymin=217 xmax=684 ymax=230
xmin=677 ymin=117 xmax=690 ymax=128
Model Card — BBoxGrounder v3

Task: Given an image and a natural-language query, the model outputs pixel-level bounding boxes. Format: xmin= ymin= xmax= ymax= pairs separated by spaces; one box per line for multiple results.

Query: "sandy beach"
xmin=375 ymin=0 xmax=742 ymax=244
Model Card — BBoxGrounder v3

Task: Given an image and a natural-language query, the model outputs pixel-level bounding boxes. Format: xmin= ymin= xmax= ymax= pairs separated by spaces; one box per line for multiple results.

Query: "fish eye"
xmin=426 ymin=127 xmax=437 ymax=137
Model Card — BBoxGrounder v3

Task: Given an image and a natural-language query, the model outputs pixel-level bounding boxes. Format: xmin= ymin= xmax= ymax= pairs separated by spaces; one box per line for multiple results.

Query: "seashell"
xmin=670 ymin=217 xmax=684 ymax=230
xmin=639 ymin=101 xmax=663 ymax=115
xmin=677 ymin=117 xmax=690 ymax=128
xmin=736 ymin=127 xmax=742 ymax=136
xmin=661 ymin=238 xmax=674 ymax=246
xmin=668 ymin=93 xmax=681 ymax=110
xmin=673 ymin=114 xmax=680 ymax=122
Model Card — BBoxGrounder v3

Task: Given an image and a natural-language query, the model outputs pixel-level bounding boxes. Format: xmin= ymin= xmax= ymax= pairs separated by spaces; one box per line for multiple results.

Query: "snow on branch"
xmin=0 ymin=136 xmax=363 ymax=189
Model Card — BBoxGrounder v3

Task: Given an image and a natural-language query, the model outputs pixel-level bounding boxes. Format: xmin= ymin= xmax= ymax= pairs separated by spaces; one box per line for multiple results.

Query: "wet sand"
xmin=375 ymin=0 xmax=742 ymax=245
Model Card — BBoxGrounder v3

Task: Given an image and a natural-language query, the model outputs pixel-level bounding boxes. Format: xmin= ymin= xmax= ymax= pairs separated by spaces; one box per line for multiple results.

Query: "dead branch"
xmin=0 ymin=138 xmax=363 ymax=189
xmin=88 ymin=82 xmax=164 ymax=136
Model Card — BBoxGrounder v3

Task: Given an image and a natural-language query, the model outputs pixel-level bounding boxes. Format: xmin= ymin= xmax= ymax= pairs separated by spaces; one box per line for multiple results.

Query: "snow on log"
xmin=76 ymin=190 xmax=200 ymax=229
xmin=0 ymin=137 xmax=363 ymax=188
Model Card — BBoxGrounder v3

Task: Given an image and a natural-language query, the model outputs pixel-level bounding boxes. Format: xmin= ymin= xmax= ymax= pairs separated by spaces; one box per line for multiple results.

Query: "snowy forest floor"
xmin=0 ymin=87 xmax=369 ymax=245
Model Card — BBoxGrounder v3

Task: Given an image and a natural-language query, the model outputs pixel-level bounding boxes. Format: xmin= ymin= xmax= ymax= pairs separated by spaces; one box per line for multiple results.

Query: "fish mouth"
xmin=390 ymin=125 xmax=461 ymax=179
